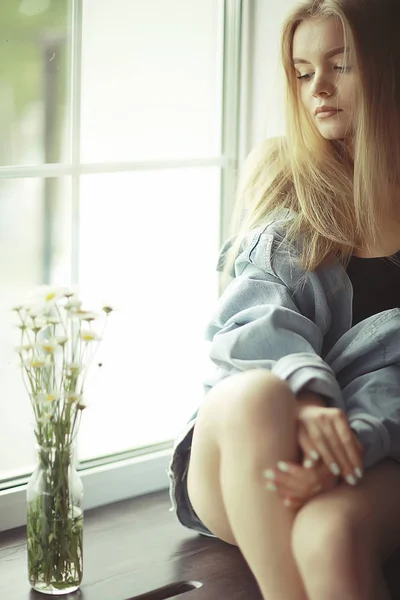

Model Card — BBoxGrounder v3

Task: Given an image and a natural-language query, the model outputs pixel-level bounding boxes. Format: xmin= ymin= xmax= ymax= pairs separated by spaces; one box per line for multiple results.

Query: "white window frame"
xmin=0 ymin=0 xmax=249 ymax=533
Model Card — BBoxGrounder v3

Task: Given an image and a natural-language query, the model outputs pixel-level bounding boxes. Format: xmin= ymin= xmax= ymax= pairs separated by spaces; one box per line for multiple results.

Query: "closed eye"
xmin=296 ymin=65 xmax=352 ymax=81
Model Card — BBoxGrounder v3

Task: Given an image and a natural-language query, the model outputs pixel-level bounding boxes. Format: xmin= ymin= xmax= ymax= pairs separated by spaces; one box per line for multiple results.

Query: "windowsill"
xmin=0 ymin=489 xmax=262 ymax=600
xmin=0 ymin=446 xmax=173 ymax=533
xmin=2 ymin=487 xmax=400 ymax=599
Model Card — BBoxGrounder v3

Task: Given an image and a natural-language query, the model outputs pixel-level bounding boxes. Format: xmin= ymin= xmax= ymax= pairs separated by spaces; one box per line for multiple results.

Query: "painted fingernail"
xmin=355 ymin=467 xmax=363 ymax=479
xmin=310 ymin=450 xmax=320 ymax=461
xmin=277 ymin=461 xmax=290 ymax=472
xmin=346 ymin=474 xmax=357 ymax=486
xmin=266 ymin=482 xmax=277 ymax=492
xmin=330 ymin=463 xmax=341 ymax=476
xmin=303 ymin=459 xmax=314 ymax=469
xmin=263 ymin=469 xmax=276 ymax=480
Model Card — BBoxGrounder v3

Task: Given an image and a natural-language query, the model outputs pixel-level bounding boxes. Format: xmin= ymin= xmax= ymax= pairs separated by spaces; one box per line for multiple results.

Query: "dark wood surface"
xmin=1 ymin=489 xmax=399 ymax=599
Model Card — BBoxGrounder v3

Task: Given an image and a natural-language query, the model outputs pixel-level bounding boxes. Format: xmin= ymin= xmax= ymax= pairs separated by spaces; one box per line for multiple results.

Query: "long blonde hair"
xmin=222 ymin=0 xmax=400 ymax=278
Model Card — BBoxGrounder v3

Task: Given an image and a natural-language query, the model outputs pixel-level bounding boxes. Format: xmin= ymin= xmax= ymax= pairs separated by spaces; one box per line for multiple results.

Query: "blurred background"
xmin=0 ymin=0 xmax=292 ymax=497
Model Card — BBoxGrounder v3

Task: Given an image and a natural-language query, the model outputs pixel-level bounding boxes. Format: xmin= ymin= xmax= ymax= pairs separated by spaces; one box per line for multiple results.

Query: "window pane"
xmin=77 ymin=168 xmax=220 ymax=461
xmin=0 ymin=1 xmax=71 ymax=166
xmin=81 ymin=0 xmax=222 ymax=163
xmin=0 ymin=177 xmax=71 ymax=480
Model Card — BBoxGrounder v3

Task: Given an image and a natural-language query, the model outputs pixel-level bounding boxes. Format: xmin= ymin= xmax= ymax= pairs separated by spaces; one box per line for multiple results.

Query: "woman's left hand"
xmin=263 ymin=457 xmax=339 ymax=510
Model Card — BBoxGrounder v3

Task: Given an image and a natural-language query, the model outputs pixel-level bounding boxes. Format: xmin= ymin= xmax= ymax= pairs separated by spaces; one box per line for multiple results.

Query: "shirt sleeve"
xmin=204 ymin=230 xmax=343 ymax=406
xmin=325 ymin=313 xmax=400 ymax=469
xmin=344 ymin=370 xmax=400 ymax=469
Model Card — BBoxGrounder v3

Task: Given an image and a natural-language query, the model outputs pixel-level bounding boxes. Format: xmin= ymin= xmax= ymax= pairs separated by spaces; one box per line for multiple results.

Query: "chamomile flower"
xmin=64 ymin=296 xmax=82 ymax=313
xmin=65 ymin=362 xmax=82 ymax=373
xmin=80 ymin=330 xmax=101 ymax=342
xmin=55 ymin=335 xmax=68 ymax=346
xmin=76 ymin=311 xmax=98 ymax=322
xmin=36 ymin=392 xmax=59 ymax=404
xmin=27 ymin=356 xmax=49 ymax=369
xmin=67 ymin=392 xmax=83 ymax=404
xmin=15 ymin=344 xmax=33 ymax=355
xmin=38 ymin=339 xmax=59 ymax=354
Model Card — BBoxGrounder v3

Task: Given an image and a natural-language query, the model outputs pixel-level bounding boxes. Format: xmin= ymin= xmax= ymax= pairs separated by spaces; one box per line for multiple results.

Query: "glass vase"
xmin=26 ymin=443 xmax=84 ymax=595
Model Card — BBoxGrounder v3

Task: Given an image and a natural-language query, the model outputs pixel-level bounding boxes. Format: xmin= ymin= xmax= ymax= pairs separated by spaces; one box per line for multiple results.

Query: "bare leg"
xmin=291 ymin=459 xmax=400 ymax=600
xmin=187 ymin=369 xmax=309 ymax=600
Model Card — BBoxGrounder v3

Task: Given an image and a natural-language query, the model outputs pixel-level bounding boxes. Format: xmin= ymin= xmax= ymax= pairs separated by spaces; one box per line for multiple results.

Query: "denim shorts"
xmin=167 ymin=418 xmax=216 ymax=538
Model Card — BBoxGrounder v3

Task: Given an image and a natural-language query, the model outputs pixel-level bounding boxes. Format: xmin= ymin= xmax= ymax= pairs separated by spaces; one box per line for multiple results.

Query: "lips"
xmin=315 ymin=106 xmax=342 ymax=116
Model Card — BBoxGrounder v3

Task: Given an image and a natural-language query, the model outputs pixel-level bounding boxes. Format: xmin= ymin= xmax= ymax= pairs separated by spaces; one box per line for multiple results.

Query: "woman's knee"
xmin=218 ymin=369 xmax=297 ymax=438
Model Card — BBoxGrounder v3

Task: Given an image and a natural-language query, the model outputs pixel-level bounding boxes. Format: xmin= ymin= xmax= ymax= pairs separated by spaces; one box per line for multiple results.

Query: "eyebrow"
xmin=292 ymin=45 xmax=349 ymax=65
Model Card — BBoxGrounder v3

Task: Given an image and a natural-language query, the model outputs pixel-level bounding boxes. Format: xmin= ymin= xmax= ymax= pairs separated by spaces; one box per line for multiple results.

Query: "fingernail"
xmin=310 ymin=450 xmax=320 ymax=461
xmin=266 ymin=482 xmax=277 ymax=492
xmin=355 ymin=467 xmax=363 ymax=479
xmin=330 ymin=463 xmax=341 ymax=476
xmin=346 ymin=474 xmax=357 ymax=486
xmin=303 ymin=459 xmax=314 ymax=469
xmin=263 ymin=469 xmax=276 ymax=480
xmin=277 ymin=461 xmax=290 ymax=472
xmin=283 ymin=498 xmax=292 ymax=507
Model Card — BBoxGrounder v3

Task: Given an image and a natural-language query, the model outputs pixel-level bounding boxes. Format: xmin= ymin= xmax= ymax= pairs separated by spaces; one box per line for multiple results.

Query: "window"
xmin=0 ymin=0 xmax=243 ymax=532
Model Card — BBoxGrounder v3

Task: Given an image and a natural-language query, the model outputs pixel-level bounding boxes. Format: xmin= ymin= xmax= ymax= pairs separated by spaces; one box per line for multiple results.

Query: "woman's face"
xmin=292 ymin=17 xmax=356 ymax=141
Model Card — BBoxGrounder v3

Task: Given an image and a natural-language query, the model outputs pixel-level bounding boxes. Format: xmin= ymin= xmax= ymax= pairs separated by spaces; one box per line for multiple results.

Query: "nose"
xmin=311 ymin=72 xmax=335 ymax=98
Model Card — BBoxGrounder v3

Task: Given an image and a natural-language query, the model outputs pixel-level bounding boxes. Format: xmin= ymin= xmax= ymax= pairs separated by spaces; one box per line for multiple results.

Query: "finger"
xmin=283 ymin=495 xmax=320 ymax=511
xmin=298 ymin=427 xmax=320 ymax=467
xmin=306 ymin=420 xmax=344 ymax=479
xmin=263 ymin=463 xmax=317 ymax=499
xmin=333 ymin=418 xmax=364 ymax=479
xmin=283 ymin=497 xmax=304 ymax=510
xmin=319 ymin=417 xmax=359 ymax=486
xmin=277 ymin=460 xmax=318 ymax=486
xmin=266 ymin=479 xmax=307 ymax=500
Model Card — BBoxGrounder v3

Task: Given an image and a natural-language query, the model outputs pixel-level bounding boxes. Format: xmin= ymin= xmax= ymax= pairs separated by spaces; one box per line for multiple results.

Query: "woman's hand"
xmin=296 ymin=402 xmax=365 ymax=486
xmin=263 ymin=456 xmax=339 ymax=510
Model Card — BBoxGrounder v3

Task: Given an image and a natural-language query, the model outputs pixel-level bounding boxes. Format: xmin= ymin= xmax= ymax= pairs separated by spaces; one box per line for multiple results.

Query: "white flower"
xmin=77 ymin=400 xmax=87 ymax=410
xmin=47 ymin=317 xmax=61 ymax=326
xmin=23 ymin=286 xmax=70 ymax=317
xmin=64 ymin=296 xmax=82 ymax=312
xmin=65 ymin=362 xmax=82 ymax=373
xmin=36 ymin=285 xmax=70 ymax=304
xmin=15 ymin=344 xmax=33 ymax=354
xmin=80 ymin=330 xmax=101 ymax=342
xmin=25 ymin=356 xmax=49 ymax=369
xmin=67 ymin=392 xmax=82 ymax=404
xmin=37 ymin=412 xmax=52 ymax=424
xmin=36 ymin=392 xmax=59 ymax=404
xmin=29 ymin=317 xmax=47 ymax=333
xmin=56 ymin=335 xmax=68 ymax=346
xmin=37 ymin=339 xmax=59 ymax=354
xmin=76 ymin=311 xmax=98 ymax=322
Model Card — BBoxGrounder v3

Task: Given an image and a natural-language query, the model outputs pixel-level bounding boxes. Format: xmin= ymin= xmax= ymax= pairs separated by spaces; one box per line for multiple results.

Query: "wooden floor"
xmin=1 ymin=488 xmax=400 ymax=599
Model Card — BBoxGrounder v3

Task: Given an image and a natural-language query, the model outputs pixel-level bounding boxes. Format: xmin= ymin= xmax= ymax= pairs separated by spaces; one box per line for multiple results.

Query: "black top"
xmin=346 ymin=252 xmax=400 ymax=326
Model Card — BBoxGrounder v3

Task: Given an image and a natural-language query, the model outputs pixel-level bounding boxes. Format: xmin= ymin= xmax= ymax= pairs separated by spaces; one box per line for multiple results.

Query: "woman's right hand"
xmin=296 ymin=403 xmax=365 ymax=485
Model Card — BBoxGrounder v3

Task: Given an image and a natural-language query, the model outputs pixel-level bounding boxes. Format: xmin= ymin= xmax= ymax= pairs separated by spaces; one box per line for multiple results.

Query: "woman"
xmin=168 ymin=1 xmax=400 ymax=598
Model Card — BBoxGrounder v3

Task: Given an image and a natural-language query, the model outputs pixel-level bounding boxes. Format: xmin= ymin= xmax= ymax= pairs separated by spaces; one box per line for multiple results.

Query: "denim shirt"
xmin=198 ymin=211 xmax=400 ymax=471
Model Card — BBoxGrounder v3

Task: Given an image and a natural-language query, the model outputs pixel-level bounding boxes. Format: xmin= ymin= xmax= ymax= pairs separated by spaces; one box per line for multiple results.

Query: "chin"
xmin=317 ymin=127 xmax=348 ymax=141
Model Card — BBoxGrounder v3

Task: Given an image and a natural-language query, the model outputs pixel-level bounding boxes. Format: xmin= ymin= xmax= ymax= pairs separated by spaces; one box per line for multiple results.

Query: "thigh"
xmin=187 ymin=369 xmax=295 ymax=546
xmin=187 ymin=372 xmax=249 ymax=546
xmin=294 ymin=458 xmax=400 ymax=563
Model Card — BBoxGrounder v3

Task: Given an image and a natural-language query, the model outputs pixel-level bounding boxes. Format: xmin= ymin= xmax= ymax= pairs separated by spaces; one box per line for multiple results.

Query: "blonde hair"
xmin=222 ymin=0 xmax=400 ymax=279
